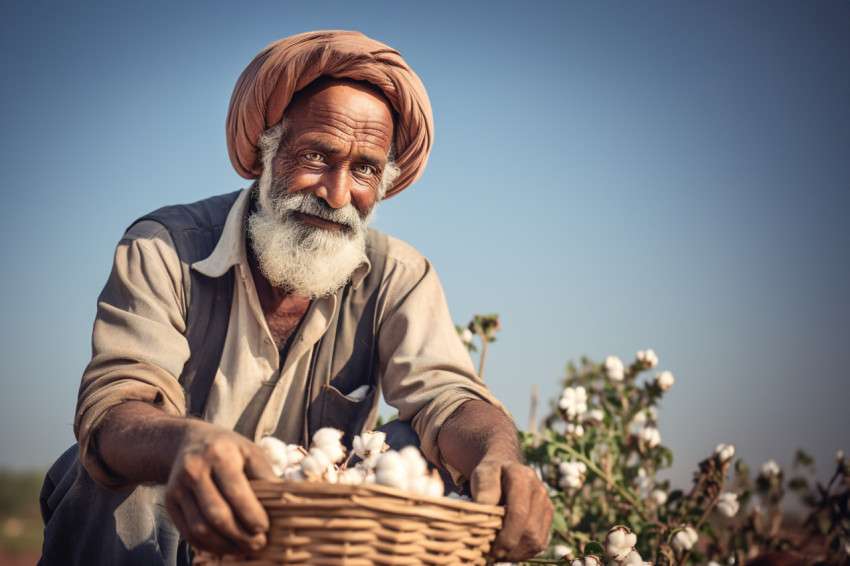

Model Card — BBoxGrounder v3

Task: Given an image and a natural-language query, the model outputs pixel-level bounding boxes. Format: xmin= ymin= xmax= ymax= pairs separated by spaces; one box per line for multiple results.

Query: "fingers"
xmin=165 ymin=430 xmax=271 ymax=555
xmin=482 ymin=462 xmax=554 ymax=562
xmin=470 ymin=461 xmax=504 ymax=505
xmin=214 ymin=451 xmax=271 ymax=535
xmin=166 ymin=481 xmax=248 ymax=555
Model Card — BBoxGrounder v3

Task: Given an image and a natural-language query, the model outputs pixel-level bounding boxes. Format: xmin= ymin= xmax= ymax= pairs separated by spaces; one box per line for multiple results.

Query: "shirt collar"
xmin=191 ymin=186 xmax=371 ymax=289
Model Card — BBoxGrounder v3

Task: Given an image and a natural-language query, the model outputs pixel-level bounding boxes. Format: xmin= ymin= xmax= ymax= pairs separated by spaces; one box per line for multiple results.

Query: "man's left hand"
xmin=471 ymin=458 xmax=554 ymax=562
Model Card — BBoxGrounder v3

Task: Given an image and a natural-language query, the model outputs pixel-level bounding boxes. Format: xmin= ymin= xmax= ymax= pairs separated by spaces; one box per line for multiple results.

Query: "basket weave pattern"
xmin=194 ymin=480 xmax=505 ymax=566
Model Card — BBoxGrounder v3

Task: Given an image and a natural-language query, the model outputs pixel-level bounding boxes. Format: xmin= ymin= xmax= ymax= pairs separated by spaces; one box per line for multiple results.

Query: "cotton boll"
xmin=651 ymin=489 xmax=668 ymax=505
xmin=620 ymin=549 xmax=649 ymax=566
xmin=716 ymin=492 xmax=740 ymax=517
xmin=257 ymin=436 xmax=289 ymax=476
xmin=352 ymin=431 xmax=387 ymax=470
xmin=375 ymin=451 xmax=409 ymax=490
xmin=336 ymin=467 xmax=364 ymax=485
xmin=570 ymin=556 xmax=602 ymax=566
xmin=552 ymin=545 xmax=571 ymax=559
xmin=311 ymin=428 xmax=346 ymax=464
xmin=761 ymin=460 xmax=780 ymax=478
xmin=284 ymin=467 xmax=307 ymax=482
xmin=636 ymin=349 xmax=659 ymax=369
xmin=399 ymin=446 xmax=428 ymax=479
xmin=603 ymin=355 xmax=625 ymax=381
xmin=286 ymin=444 xmax=307 ymax=466
xmin=639 ymin=426 xmax=662 ymax=449
xmin=671 ymin=526 xmax=698 ymax=552
xmin=604 ymin=525 xmax=637 ymax=560
xmin=714 ymin=443 xmax=735 ymax=463
xmin=654 ymin=370 xmax=675 ymax=391
xmin=300 ymin=448 xmax=333 ymax=479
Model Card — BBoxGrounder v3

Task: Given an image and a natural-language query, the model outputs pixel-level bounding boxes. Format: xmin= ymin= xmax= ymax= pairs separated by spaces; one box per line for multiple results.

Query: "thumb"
xmin=244 ymin=447 xmax=278 ymax=480
xmin=470 ymin=462 xmax=504 ymax=505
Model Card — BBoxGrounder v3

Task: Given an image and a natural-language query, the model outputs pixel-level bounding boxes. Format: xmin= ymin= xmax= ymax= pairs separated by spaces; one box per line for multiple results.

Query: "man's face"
xmin=247 ymin=80 xmax=396 ymax=298
xmin=271 ymin=81 xmax=395 ymax=224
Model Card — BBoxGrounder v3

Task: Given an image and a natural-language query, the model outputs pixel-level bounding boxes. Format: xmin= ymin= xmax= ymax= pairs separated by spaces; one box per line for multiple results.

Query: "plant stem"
xmin=550 ymin=439 xmax=656 ymax=524
xmin=479 ymin=335 xmax=489 ymax=378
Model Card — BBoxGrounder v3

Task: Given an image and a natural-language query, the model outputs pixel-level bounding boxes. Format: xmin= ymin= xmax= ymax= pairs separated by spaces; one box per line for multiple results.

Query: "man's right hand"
xmin=96 ymin=401 xmax=278 ymax=555
xmin=165 ymin=424 xmax=277 ymax=555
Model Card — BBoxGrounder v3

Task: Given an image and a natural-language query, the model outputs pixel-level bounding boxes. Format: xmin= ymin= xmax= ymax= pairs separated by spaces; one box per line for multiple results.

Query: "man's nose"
xmin=316 ymin=168 xmax=352 ymax=209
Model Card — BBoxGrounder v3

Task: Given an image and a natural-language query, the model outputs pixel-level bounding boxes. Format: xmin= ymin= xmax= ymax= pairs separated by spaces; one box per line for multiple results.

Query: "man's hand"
xmin=165 ymin=424 xmax=277 ymax=555
xmin=437 ymin=400 xmax=554 ymax=563
xmin=96 ymin=401 xmax=278 ymax=555
xmin=471 ymin=458 xmax=554 ymax=562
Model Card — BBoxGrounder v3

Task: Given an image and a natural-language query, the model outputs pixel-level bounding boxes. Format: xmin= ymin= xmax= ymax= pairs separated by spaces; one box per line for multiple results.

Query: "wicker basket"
xmin=193 ymin=479 xmax=505 ymax=566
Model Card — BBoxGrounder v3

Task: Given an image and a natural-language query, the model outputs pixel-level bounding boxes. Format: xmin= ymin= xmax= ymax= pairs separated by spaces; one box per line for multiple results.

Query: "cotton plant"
xmin=514 ymin=348 xmax=850 ymax=566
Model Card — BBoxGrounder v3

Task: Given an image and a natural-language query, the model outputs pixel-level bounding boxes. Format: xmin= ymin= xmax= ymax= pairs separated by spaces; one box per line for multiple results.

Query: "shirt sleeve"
xmin=374 ymin=237 xmax=512 ymax=484
xmin=74 ymin=220 xmax=191 ymax=489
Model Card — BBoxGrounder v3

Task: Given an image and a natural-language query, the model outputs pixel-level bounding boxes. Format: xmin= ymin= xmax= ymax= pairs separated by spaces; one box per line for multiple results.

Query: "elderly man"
xmin=39 ymin=31 xmax=553 ymax=565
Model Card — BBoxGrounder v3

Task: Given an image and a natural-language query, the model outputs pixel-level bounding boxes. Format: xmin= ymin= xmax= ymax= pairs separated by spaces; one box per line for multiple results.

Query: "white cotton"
xmin=552 ymin=545 xmax=571 ymax=559
xmin=559 ymin=386 xmax=589 ymax=420
xmin=311 ymin=427 xmax=346 ymax=464
xmin=636 ymin=349 xmax=659 ymax=369
xmin=257 ymin=436 xmax=289 ymax=477
xmin=571 ymin=558 xmax=602 ymax=566
xmin=566 ymin=422 xmax=585 ymax=438
xmin=284 ymin=467 xmax=307 ymax=482
xmin=654 ymin=370 xmax=675 ymax=391
xmin=604 ymin=526 xmax=637 ymax=560
xmin=620 ymin=549 xmax=650 ymax=566
xmin=716 ymin=492 xmax=740 ymax=517
xmin=586 ymin=408 xmax=605 ymax=422
xmin=714 ymin=443 xmax=735 ymax=463
xmin=633 ymin=468 xmax=649 ymax=490
xmin=300 ymin=448 xmax=333 ymax=479
xmin=352 ymin=430 xmax=386 ymax=457
xmin=399 ymin=445 xmax=428 ymax=479
xmin=761 ymin=460 xmax=781 ymax=478
xmin=461 ymin=328 xmax=474 ymax=344
xmin=671 ymin=526 xmax=698 ymax=552
xmin=375 ymin=451 xmax=410 ymax=490
xmin=337 ymin=467 xmax=366 ymax=485
xmin=346 ymin=384 xmax=371 ymax=401
xmin=651 ymin=489 xmax=668 ymax=505
xmin=558 ymin=461 xmax=587 ymax=490
xmin=447 ymin=492 xmax=471 ymax=501
xmin=603 ymin=355 xmax=625 ymax=381
xmin=639 ymin=426 xmax=662 ymax=449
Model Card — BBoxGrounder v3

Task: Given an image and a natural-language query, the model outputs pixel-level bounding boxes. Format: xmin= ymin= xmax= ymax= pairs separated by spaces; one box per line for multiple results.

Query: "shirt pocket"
xmin=308 ymin=383 xmax=378 ymax=449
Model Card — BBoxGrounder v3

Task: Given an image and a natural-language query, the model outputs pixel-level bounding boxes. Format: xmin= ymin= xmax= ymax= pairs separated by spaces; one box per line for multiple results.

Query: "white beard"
xmin=246 ymin=171 xmax=375 ymax=299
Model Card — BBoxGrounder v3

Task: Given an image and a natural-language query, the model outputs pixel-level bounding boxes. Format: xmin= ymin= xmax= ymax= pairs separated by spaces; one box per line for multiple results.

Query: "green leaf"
xmin=550 ymin=508 xmax=568 ymax=536
xmin=700 ymin=522 xmax=719 ymax=541
xmin=583 ymin=541 xmax=605 ymax=556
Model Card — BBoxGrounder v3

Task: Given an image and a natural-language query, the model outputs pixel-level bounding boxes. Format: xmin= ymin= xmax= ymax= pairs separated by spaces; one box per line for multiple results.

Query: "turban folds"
xmin=226 ymin=30 xmax=434 ymax=198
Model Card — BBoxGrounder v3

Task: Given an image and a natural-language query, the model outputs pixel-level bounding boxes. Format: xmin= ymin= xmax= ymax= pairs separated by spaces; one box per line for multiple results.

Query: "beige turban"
xmin=226 ymin=30 xmax=434 ymax=198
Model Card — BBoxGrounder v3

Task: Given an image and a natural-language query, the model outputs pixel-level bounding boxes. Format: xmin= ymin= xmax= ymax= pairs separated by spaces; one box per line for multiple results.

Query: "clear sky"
xmin=1 ymin=1 xmax=848 ymax=492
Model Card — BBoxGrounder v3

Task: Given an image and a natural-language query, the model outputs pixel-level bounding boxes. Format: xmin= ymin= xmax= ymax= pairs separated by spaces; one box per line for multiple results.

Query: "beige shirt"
xmin=75 ymin=188 xmax=506 ymax=488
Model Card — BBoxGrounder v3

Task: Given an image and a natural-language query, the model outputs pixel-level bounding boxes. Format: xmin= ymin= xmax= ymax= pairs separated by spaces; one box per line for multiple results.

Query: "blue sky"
xmin=1 ymin=1 xmax=848 ymax=491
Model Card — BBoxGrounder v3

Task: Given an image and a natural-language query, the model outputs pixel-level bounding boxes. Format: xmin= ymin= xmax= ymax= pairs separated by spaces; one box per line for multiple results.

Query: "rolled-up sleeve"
xmin=74 ymin=221 xmax=191 ymax=488
xmin=375 ymin=238 xmax=511 ymax=484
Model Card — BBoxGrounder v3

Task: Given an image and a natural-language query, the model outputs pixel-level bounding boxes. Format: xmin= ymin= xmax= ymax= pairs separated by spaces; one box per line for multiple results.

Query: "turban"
xmin=226 ymin=30 xmax=434 ymax=198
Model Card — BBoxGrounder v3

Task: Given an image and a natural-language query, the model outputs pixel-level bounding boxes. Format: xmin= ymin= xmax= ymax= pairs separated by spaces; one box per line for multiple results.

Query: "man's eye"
xmin=304 ymin=152 xmax=323 ymax=162
xmin=355 ymin=165 xmax=375 ymax=176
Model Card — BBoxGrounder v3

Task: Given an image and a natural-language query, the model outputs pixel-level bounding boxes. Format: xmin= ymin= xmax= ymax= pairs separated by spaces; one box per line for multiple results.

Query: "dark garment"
xmin=38 ymin=445 xmax=190 ymax=566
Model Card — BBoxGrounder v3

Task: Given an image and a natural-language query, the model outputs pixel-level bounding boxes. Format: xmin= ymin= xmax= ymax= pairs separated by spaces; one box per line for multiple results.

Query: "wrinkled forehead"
xmin=287 ymin=78 xmax=397 ymax=135
xmin=284 ymin=79 xmax=395 ymax=154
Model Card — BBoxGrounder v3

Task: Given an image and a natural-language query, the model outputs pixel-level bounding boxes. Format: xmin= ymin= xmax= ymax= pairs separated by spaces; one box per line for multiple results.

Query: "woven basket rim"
xmin=250 ymin=479 xmax=506 ymax=517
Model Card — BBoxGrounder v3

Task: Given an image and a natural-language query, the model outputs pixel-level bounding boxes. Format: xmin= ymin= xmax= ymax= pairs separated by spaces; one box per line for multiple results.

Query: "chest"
xmin=263 ymin=297 xmax=311 ymax=351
